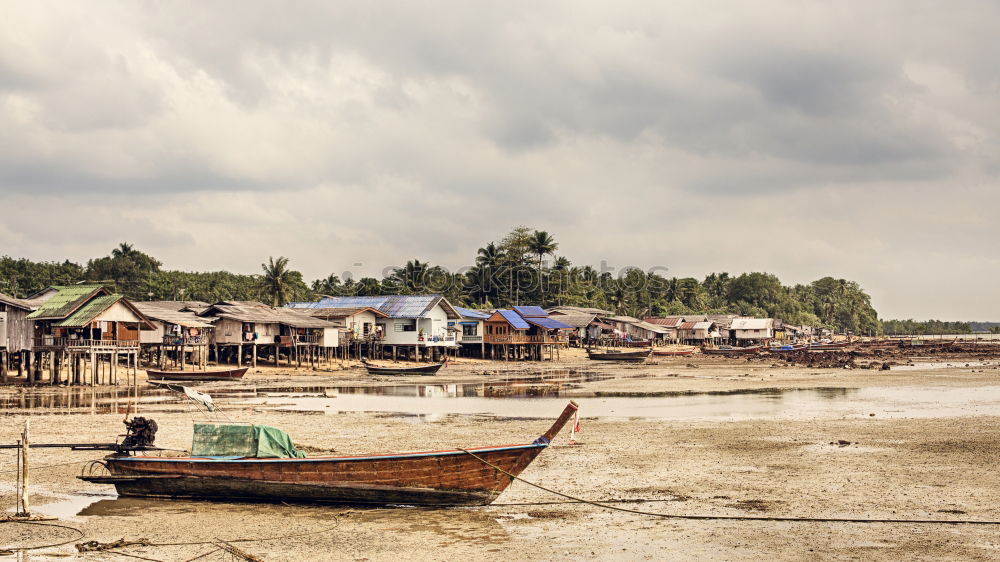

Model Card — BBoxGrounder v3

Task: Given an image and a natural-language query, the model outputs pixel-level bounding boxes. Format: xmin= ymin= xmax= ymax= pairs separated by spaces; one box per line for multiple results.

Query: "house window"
xmin=463 ymin=324 xmax=478 ymax=336
xmin=363 ymin=322 xmax=372 ymax=335
xmin=395 ymin=319 xmax=417 ymax=332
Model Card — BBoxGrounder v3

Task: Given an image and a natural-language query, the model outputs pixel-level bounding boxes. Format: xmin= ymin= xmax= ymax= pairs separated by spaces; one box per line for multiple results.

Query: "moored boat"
xmin=651 ymin=349 xmax=695 ymax=357
xmin=586 ymin=348 xmax=651 ymax=361
xmin=808 ymin=341 xmax=851 ymax=351
xmin=79 ymin=402 xmax=580 ymax=507
xmin=700 ymin=345 xmax=763 ymax=355
xmin=765 ymin=344 xmax=809 ymax=353
xmin=361 ymin=359 xmax=445 ymax=376
xmin=146 ymin=367 xmax=248 ymax=382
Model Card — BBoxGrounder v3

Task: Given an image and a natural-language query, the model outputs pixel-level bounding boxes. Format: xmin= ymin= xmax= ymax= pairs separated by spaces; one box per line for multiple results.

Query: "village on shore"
xmin=0 ymin=284 xmax=980 ymax=385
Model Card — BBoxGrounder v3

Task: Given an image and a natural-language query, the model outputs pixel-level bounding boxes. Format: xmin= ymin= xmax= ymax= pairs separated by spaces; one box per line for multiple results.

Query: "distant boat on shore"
xmin=146 ymin=367 xmax=247 ymax=382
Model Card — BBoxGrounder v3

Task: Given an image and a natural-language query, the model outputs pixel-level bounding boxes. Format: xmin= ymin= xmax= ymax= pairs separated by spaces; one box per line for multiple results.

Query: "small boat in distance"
xmin=701 ymin=345 xmax=763 ymax=355
xmin=361 ymin=358 xmax=445 ymax=376
xmin=765 ymin=344 xmax=809 ymax=353
xmin=652 ymin=349 xmax=695 ymax=357
xmin=146 ymin=367 xmax=248 ymax=382
xmin=808 ymin=341 xmax=851 ymax=350
xmin=79 ymin=401 xmax=580 ymax=507
xmin=586 ymin=348 xmax=651 ymax=362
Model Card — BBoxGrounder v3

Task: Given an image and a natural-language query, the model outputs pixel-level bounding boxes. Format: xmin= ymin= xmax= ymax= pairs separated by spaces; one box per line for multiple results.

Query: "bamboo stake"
xmin=18 ymin=420 xmax=30 ymax=516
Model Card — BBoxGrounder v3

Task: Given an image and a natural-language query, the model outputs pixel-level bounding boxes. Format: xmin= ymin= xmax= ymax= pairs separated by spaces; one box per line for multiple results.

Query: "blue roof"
xmin=526 ymin=317 xmax=573 ymax=330
xmin=287 ymin=295 xmax=456 ymax=319
xmin=512 ymin=305 xmax=547 ymax=317
xmin=497 ymin=309 xmax=531 ymax=330
xmin=454 ymin=306 xmax=490 ymax=320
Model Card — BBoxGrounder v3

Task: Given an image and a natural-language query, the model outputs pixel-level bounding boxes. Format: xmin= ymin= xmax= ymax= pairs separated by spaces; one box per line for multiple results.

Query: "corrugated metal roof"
xmin=604 ymin=315 xmax=641 ymax=323
xmin=27 ymin=285 xmax=108 ymax=320
xmin=133 ymin=302 xmax=215 ymax=328
xmin=730 ymin=318 xmax=774 ymax=330
xmin=512 ymin=305 xmax=547 ymax=318
xmin=495 ymin=310 xmax=530 ymax=330
xmin=644 ymin=317 xmax=683 ymax=327
xmin=454 ymin=306 xmax=490 ymax=320
xmin=547 ymin=305 xmax=613 ymax=316
xmin=202 ymin=303 xmax=335 ymax=328
xmin=678 ymin=321 xmax=698 ymax=330
xmin=301 ymin=307 xmax=388 ymax=319
xmin=54 ymin=295 xmax=123 ymax=327
xmin=548 ymin=312 xmax=597 ymax=328
xmin=143 ymin=300 xmax=211 ymax=312
xmin=633 ymin=320 xmax=669 ymax=334
xmin=0 ymin=292 xmax=36 ymax=311
xmin=525 ymin=317 xmax=573 ymax=330
xmin=288 ymin=294 xmax=459 ymax=319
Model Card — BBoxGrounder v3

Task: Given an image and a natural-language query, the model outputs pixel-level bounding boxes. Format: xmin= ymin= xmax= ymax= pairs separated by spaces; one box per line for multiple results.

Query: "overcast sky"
xmin=1 ymin=1 xmax=998 ymax=320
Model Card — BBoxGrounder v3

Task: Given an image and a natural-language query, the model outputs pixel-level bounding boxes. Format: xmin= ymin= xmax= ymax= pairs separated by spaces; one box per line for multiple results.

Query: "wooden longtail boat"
xmin=79 ymin=402 xmax=579 ymax=507
xmin=765 ymin=344 xmax=809 ymax=353
xmin=808 ymin=341 xmax=851 ymax=351
xmin=146 ymin=368 xmax=248 ymax=382
xmin=898 ymin=338 xmax=958 ymax=349
xmin=700 ymin=345 xmax=763 ymax=356
xmin=651 ymin=349 xmax=695 ymax=357
xmin=586 ymin=349 xmax=651 ymax=362
xmin=361 ymin=359 xmax=445 ymax=376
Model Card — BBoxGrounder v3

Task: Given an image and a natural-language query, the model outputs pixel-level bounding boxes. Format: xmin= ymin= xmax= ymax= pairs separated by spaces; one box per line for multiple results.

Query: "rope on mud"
xmin=0 ymin=457 xmax=104 ymax=473
xmin=0 ymin=519 xmax=85 ymax=551
xmin=459 ymin=448 xmax=1000 ymax=526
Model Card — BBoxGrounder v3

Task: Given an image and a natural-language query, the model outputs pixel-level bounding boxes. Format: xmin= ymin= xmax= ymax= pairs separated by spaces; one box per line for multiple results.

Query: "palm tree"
xmin=475 ymin=243 xmax=503 ymax=304
xmin=391 ymin=259 xmax=429 ymax=293
xmin=261 ymin=256 xmax=294 ymax=307
xmin=529 ymin=230 xmax=558 ymax=302
xmin=112 ymin=242 xmax=135 ymax=259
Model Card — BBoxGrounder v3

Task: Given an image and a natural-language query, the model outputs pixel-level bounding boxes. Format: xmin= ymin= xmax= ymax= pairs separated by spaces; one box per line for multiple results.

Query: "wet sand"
xmin=1 ymin=350 xmax=999 ymax=561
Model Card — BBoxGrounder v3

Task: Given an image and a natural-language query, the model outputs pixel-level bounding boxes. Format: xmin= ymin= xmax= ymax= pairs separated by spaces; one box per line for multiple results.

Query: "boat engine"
xmin=119 ymin=417 xmax=158 ymax=451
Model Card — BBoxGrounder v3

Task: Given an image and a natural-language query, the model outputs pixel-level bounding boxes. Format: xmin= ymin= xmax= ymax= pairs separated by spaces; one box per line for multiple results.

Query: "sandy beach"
xmin=1 ymin=349 xmax=999 ymax=561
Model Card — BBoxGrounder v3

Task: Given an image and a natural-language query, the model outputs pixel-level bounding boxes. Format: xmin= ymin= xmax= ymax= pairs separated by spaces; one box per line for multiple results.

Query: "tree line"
xmin=0 ymin=227 xmax=897 ymax=334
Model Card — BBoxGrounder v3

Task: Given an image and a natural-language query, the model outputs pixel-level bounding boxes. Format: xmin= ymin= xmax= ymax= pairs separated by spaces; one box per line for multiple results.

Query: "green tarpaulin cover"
xmin=191 ymin=424 xmax=306 ymax=458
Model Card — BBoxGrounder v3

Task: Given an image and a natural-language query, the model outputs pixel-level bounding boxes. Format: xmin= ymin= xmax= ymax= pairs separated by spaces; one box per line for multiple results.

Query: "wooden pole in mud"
xmin=17 ymin=420 xmax=29 ymax=516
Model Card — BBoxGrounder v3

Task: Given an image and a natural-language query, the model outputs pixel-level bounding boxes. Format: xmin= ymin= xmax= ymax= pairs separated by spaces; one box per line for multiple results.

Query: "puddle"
xmin=891 ymin=361 xmax=995 ymax=371
xmin=245 ymin=386 xmax=1000 ymax=421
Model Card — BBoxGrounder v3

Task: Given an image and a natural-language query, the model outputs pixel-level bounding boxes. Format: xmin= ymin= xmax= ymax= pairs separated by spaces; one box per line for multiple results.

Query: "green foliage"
xmin=879 ymin=319 xmax=972 ymax=335
xmin=0 ymin=232 xmax=891 ymax=334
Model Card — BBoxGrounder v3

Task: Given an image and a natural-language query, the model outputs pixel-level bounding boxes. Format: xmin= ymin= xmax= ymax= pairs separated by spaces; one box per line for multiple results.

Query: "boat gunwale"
xmin=113 ymin=442 xmax=547 ymax=464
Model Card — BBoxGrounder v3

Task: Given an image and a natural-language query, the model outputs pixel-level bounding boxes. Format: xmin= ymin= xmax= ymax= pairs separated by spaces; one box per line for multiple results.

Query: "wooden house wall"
xmin=214 ymin=318 xmax=244 ymax=343
xmin=0 ymin=306 xmax=33 ymax=352
xmin=213 ymin=318 xmax=282 ymax=344
xmin=95 ymin=301 xmax=145 ymax=323
xmin=140 ymin=321 xmax=167 ymax=344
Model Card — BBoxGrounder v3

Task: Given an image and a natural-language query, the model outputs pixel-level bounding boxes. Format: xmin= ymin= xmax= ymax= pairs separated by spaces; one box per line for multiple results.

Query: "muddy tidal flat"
xmin=1 ymin=349 xmax=999 ymax=561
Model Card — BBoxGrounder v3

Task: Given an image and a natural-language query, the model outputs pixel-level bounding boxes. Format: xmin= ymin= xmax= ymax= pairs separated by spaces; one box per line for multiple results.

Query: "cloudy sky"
xmin=1 ymin=1 xmax=998 ymax=319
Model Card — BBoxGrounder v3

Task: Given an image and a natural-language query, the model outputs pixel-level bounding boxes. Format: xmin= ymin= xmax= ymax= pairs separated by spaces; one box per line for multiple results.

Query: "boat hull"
xmin=146 ymin=368 xmax=248 ymax=382
xmin=587 ymin=349 xmax=651 ymax=361
xmin=700 ymin=346 xmax=762 ymax=355
xmin=363 ymin=362 xmax=444 ymax=376
xmin=84 ymin=444 xmax=544 ymax=507
xmin=79 ymin=401 xmax=580 ymax=507
xmin=651 ymin=350 xmax=694 ymax=357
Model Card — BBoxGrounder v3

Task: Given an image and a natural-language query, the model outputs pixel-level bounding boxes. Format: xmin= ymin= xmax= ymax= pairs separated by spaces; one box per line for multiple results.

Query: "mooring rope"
xmin=459 ymin=448 xmax=1000 ymax=526
xmin=0 ymin=520 xmax=85 ymax=551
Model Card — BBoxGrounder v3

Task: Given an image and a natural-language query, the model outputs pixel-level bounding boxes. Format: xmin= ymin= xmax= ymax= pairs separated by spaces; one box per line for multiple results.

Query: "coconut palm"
xmin=261 ymin=256 xmax=294 ymax=307
xmin=529 ymin=230 xmax=558 ymax=302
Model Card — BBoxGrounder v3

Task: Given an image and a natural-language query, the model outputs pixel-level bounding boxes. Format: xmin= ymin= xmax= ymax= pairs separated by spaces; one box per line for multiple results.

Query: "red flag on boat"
xmin=569 ymin=410 xmax=580 ymax=445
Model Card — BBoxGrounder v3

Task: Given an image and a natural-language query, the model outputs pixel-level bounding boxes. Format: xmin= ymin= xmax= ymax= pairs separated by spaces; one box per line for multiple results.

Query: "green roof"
xmin=27 ymin=285 xmax=109 ymax=320
xmin=54 ymin=295 xmax=124 ymax=327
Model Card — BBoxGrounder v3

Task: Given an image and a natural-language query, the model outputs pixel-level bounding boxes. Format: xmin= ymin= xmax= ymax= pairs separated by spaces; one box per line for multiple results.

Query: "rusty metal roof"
xmin=26 ymin=285 xmax=109 ymax=320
